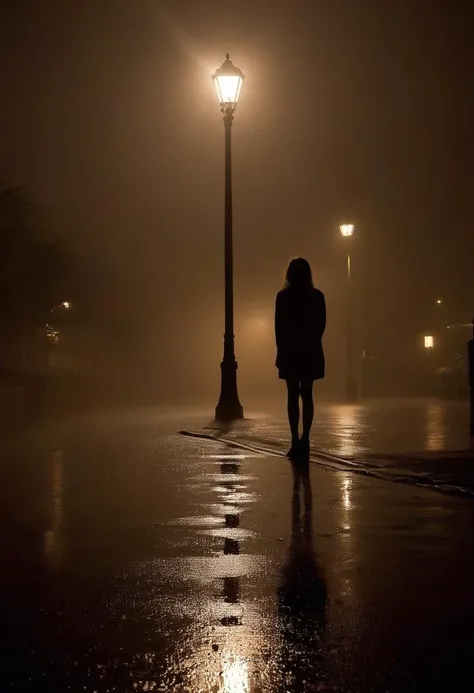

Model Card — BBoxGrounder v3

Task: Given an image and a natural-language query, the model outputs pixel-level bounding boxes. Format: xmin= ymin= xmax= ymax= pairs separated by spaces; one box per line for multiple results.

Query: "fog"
xmin=1 ymin=0 xmax=473 ymax=414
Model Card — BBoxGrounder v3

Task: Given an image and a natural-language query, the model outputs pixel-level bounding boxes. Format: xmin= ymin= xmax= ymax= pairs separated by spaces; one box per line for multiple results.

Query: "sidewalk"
xmin=182 ymin=398 xmax=474 ymax=496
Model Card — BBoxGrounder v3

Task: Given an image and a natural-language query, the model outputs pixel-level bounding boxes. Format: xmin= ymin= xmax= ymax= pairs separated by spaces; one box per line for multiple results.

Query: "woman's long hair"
xmin=284 ymin=257 xmax=314 ymax=290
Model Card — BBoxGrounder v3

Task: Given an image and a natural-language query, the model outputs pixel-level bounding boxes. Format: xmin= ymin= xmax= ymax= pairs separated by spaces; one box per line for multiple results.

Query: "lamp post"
xmin=424 ymin=334 xmax=435 ymax=395
xmin=213 ymin=54 xmax=244 ymax=422
xmin=468 ymin=319 xmax=474 ymax=437
xmin=340 ymin=224 xmax=358 ymax=401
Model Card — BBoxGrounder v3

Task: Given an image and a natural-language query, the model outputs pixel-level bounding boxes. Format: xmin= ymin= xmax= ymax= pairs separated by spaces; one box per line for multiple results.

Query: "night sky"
xmin=1 ymin=0 xmax=473 ymax=399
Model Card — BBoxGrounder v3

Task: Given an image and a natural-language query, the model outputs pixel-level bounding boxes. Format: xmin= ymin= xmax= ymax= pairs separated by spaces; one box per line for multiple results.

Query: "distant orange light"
xmin=424 ymin=335 xmax=434 ymax=349
xmin=340 ymin=224 xmax=355 ymax=237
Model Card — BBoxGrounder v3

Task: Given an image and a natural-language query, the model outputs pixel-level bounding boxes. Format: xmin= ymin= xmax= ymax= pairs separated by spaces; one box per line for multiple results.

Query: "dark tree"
xmin=0 ymin=187 xmax=75 ymax=376
xmin=0 ymin=187 xmax=71 ymax=334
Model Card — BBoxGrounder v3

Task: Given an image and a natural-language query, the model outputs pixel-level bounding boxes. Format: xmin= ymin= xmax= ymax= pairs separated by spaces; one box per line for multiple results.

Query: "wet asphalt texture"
xmin=1 ymin=402 xmax=473 ymax=692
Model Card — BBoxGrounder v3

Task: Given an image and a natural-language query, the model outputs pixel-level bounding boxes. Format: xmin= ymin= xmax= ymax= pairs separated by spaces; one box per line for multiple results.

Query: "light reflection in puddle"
xmin=43 ymin=449 xmax=64 ymax=571
xmin=217 ymin=493 xmax=256 ymax=505
xmin=205 ymin=504 xmax=243 ymax=516
xmin=186 ymin=474 xmax=256 ymax=484
xmin=198 ymin=528 xmax=254 ymax=541
xmin=206 ymin=454 xmax=249 ymax=460
xmin=116 ymin=452 xmax=336 ymax=690
xmin=341 ymin=475 xmax=353 ymax=512
xmin=154 ymin=454 xmax=270 ymax=690
xmin=170 ymin=515 xmax=223 ymax=527
xmin=212 ymin=484 xmax=249 ymax=493
xmin=425 ymin=401 xmax=447 ymax=451
xmin=211 ymin=474 xmax=257 ymax=483
xmin=337 ymin=472 xmax=357 ymax=604
xmin=181 ymin=456 xmax=261 ymax=688
xmin=221 ymin=655 xmax=249 ymax=693
xmin=328 ymin=404 xmax=362 ymax=457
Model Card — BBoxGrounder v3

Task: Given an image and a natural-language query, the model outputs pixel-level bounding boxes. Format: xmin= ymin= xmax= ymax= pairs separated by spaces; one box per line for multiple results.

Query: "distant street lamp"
xmin=340 ymin=224 xmax=355 ymax=238
xmin=213 ymin=54 xmax=244 ymax=422
xmin=340 ymin=224 xmax=358 ymax=401
xmin=423 ymin=334 xmax=435 ymax=395
xmin=424 ymin=335 xmax=434 ymax=350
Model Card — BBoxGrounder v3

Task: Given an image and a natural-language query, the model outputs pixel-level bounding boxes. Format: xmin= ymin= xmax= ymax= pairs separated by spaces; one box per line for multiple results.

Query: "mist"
xmin=1 ymin=0 xmax=473 ymax=415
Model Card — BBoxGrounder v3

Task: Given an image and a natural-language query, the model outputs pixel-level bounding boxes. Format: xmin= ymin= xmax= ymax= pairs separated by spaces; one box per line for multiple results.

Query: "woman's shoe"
xmin=286 ymin=439 xmax=300 ymax=459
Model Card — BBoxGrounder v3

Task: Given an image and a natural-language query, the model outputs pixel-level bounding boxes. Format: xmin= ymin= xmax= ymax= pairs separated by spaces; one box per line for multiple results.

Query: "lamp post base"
xmin=215 ymin=360 xmax=244 ymax=422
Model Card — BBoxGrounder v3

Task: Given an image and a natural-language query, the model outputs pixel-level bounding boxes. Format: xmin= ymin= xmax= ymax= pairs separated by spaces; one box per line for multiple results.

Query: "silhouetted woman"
xmin=275 ymin=258 xmax=326 ymax=458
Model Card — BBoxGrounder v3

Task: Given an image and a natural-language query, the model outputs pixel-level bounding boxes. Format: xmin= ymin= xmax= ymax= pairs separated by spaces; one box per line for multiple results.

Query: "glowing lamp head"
xmin=424 ymin=335 xmax=434 ymax=349
xmin=436 ymin=299 xmax=442 ymax=305
xmin=340 ymin=224 xmax=355 ymax=237
xmin=212 ymin=54 xmax=244 ymax=109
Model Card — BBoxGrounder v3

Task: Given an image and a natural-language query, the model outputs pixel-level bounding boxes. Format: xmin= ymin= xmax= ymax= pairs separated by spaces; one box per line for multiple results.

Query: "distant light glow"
xmin=340 ymin=223 xmax=355 ymax=237
xmin=250 ymin=317 xmax=267 ymax=330
xmin=424 ymin=335 xmax=434 ymax=349
xmin=46 ymin=324 xmax=60 ymax=344
xmin=436 ymin=299 xmax=442 ymax=305
xmin=61 ymin=301 xmax=71 ymax=309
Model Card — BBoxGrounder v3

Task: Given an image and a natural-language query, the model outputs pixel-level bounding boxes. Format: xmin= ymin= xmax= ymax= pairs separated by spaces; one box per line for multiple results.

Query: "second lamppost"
xmin=213 ymin=54 xmax=244 ymax=422
xmin=340 ymin=224 xmax=359 ymax=401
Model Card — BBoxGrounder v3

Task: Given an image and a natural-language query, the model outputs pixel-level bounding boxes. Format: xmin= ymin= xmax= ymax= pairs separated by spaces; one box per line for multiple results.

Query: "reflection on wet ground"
xmin=212 ymin=399 xmax=474 ymax=495
xmin=278 ymin=460 xmax=328 ymax=689
xmin=224 ymin=398 xmax=469 ymax=457
xmin=0 ymin=409 xmax=474 ymax=691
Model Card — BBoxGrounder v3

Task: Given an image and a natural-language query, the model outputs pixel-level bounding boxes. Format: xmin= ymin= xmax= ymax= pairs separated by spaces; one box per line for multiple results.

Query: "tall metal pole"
xmin=215 ymin=107 xmax=243 ymax=422
xmin=469 ymin=317 xmax=474 ymax=437
xmin=345 ymin=249 xmax=358 ymax=401
xmin=360 ymin=235 xmax=367 ymax=398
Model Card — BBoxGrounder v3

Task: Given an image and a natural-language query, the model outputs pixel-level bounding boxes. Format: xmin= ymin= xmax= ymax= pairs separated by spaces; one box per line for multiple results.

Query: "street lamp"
xmin=213 ymin=54 xmax=244 ymax=422
xmin=340 ymin=224 xmax=355 ymax=238
xmin=424 ymin=335 xmax=434 ymax=349
xmin=423 ymin=334 xmax=435 ymax=395
xmin=340 ymin=224 xmax=358 ymax=401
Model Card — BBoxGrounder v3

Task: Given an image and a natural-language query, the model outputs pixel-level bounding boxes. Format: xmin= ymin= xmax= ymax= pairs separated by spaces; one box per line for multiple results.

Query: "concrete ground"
xmin=1 ymin=403 xmax=473 ymax=692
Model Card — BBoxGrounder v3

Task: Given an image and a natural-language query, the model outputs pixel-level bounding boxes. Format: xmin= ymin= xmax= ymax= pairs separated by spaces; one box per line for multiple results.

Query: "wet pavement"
xmin=197 ymin=398 xmax=474 ymax=495
xmin=216 ymin=398 xmax=471 ymax=457
xmin=1 ymin=405 xmax=474 ymax=691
